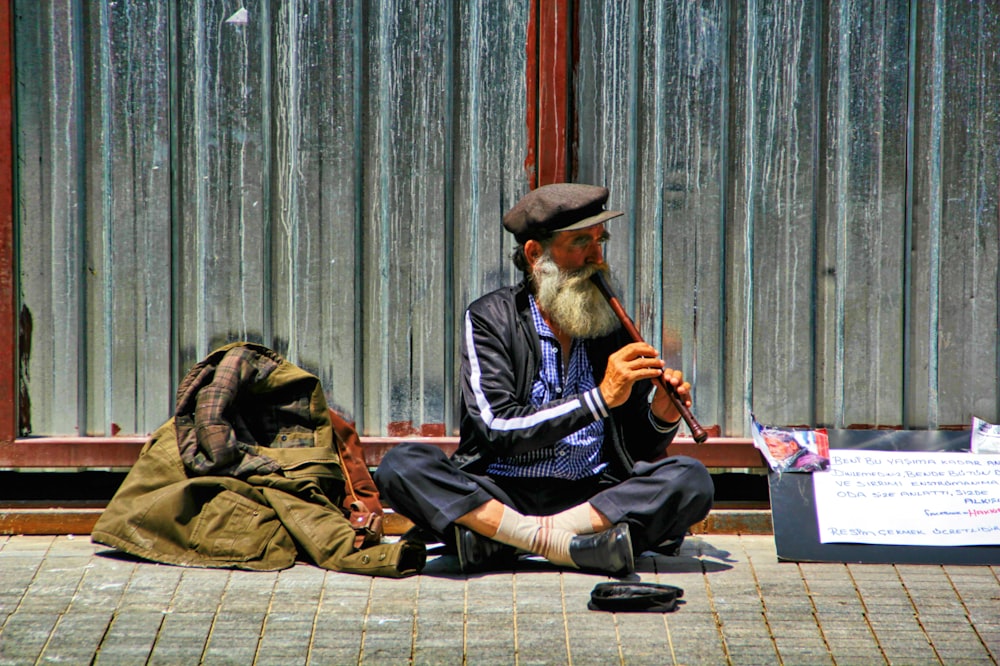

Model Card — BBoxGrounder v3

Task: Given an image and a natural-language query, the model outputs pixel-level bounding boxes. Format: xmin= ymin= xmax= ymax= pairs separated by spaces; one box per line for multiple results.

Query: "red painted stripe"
xmin=525 ymin=0 xmax=539 ymax=189
xmin=536 ymin=0 xmax=571 ymax=186
xmin=525 ymin=0 xmax=574 ymax=189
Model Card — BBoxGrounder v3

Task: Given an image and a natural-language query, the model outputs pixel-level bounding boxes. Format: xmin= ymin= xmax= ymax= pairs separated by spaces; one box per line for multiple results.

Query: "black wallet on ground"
xmin=587 ymin=582 xmax=684 ymax=612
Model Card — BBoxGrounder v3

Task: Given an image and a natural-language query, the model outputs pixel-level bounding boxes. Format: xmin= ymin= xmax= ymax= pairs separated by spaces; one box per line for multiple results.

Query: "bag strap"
xmin=329 ymin=408 xmax=385 ymax=548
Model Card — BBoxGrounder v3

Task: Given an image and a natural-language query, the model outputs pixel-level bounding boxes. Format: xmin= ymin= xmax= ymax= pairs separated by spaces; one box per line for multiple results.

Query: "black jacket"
xmin=454 ymin=280 xmax=678 ymax=480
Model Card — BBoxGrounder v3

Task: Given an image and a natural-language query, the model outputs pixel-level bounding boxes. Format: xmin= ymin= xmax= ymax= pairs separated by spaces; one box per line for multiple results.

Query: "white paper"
xmin=972 ymin=416 xmax=1000 ymax=454
xmin=225 ymin=8 xmax=249 ymax=25
xmin=813 ymin=449 xmax=1000 ymax=546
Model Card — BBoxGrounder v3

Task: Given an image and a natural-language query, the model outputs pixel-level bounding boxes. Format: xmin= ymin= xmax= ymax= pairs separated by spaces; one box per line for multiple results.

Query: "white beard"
xmin=532 ymin=255 xmax=621 ymax=339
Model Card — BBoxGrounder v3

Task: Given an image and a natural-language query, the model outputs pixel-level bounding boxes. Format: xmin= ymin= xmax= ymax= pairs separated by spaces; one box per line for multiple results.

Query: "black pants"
xmin=373 ymin=442 xmax=714 ymax=554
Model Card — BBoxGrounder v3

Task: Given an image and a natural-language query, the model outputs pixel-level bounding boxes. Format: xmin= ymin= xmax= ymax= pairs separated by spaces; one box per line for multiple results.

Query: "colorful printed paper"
xmin=750 ymin=416 xmax=830 ymax=473
xmin=972 ymin=416 xmax=1000 ymax=455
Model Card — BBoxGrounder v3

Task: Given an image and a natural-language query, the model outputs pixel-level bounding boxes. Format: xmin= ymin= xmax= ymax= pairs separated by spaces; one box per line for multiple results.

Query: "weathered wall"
xmin=14 ymin=1 xmax=1000 ymax=437
xmin=575 ymin=0 xmax=999 ymax=432
xmin=15 ymin=0 xmax=527 ymax=436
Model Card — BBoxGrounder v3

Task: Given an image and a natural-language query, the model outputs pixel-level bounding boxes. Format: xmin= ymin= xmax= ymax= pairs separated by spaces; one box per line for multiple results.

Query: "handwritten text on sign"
xmin=813 ymin=450 xmax=1000 ymax=546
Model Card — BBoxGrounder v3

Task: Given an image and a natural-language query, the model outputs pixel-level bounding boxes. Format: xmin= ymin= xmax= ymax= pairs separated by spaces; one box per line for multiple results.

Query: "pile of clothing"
xmin=92 ymin=342 xmax=425 ymax=577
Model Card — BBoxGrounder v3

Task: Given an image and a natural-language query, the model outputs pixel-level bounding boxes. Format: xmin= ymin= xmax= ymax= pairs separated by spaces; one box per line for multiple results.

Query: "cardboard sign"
xmin=768 ymin=429 xmax=1000 ymax=564
xmin=813 ymin=449 xmax=1000 ymax=546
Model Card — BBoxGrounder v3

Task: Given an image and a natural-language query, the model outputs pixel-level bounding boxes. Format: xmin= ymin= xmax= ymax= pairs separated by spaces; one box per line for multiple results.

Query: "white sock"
xmin=494 ymin=505 xmax=575 ymax=567
xmin=535 ymin=503 xmax=596 ymax=535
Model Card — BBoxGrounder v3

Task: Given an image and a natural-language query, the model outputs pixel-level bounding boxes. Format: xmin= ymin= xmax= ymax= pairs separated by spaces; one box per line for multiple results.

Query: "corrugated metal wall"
xmin=14 ymin=0 xmax=1000 ymax=438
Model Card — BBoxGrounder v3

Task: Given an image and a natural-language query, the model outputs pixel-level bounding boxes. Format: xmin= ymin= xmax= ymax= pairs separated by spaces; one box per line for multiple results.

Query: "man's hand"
xmin=599 ymin=342 xmax=669 ymax=409
xmin=650 ymin=368 xmax=691 ymax=424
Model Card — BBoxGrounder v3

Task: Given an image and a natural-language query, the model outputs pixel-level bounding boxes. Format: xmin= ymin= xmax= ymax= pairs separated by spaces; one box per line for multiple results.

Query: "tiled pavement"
xmin=0 ymin=533 xmax=997 ymax=665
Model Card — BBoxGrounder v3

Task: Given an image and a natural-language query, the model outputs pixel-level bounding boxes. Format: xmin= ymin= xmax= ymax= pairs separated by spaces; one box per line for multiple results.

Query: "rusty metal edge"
xmin=1 ymin=436 xmax=765 ymax=470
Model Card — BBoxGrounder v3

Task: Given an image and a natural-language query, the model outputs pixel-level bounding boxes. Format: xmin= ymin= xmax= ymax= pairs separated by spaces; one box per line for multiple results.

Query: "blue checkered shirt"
xmin=486 ymin=297 xmax=607 ymax=480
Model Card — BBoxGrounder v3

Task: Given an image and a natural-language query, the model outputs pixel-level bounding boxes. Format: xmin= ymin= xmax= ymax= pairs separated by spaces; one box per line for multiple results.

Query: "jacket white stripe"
xmin=466 ymin=311 xmax=583 ymax=431
xmin=582 ymin=388 xmax=608 ymax=421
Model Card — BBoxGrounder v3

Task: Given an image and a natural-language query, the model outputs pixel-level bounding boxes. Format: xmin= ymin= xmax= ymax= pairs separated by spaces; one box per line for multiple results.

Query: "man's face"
xmin=765 ymin=434 xmax=800 ymax=460
xmin=527 ymin=224 xmax=620 ymax=339
xmin=546 ymin=224 xmax=609 ymax=272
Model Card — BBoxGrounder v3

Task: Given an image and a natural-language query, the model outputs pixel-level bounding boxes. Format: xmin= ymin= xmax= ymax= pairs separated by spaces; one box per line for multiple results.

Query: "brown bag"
xmin=329 ymin=408 xmax=384 ymax=548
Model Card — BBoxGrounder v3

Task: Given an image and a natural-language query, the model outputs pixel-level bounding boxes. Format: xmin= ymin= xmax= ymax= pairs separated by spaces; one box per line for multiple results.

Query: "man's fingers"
xmin=626 ymin=357 xmax=665 ymax=374
xmin=603 ymin=345 xmax=692 ymax=411
xmin=614 ymin=341 xmax=659 ymax=361
xmin=662 ymin=367 xmax=683 ymax=384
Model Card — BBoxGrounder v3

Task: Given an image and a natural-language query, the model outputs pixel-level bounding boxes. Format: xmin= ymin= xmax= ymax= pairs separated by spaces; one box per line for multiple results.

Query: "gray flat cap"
xmin=503 ymin=183 xmax=623 ymax=242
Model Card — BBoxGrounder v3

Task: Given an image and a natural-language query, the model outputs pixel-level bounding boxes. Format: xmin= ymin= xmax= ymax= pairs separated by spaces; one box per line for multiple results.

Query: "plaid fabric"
xmin=174 ymin=343 xmax=319 ymax=478
xmin=486 ymin=297 xmax=607 ymax=480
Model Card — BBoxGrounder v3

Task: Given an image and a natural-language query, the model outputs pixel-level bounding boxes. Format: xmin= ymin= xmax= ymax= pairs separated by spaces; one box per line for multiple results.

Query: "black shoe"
xmin=568 ymin=523 xmax=635 ymax=577
xmin=453 ymin=525 xmax=518 ymax=573
xmin=652 ymin=535 xmax=685 ymax=557
xmin=400 ymin=524 xmax=440 ymax=546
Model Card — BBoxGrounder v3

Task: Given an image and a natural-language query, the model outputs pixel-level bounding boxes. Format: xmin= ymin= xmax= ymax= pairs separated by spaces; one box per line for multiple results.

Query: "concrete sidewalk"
xmin=0 ymin=534 xmax=997 ymax=665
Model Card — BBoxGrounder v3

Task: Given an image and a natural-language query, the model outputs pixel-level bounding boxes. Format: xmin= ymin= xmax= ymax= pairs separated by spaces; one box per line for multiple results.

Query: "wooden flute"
xmin=590 ymin=271 xmax=708 ymax=444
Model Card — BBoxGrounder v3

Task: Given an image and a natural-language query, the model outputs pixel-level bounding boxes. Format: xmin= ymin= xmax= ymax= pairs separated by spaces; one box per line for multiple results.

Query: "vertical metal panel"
xmin=360 ymin=1 xmax=451 ymax=435
xmin=174 ymin=1 xmax=270 ymax=369
xmin=739 ymin=1 xmax=820 ymax=429
xmin=909 ymin=1 xmax=1000 ymax=427
xmin=939 ymin=1 xmax=1000 ymax=424
xmin=645 ymin=2 xmax=728 ymax=430
xmin=908 ymin=1 xmax=945 ymax=428
xmin=818 ymin=0 xmax=910 ymax=429
xmin=15 ymin=1 xmax=86 ymax=435
xmin=576 ymin=1 xmax=639 ymax=298
xmin=85 ymin=1 xmax=174 ymax=435
xmin=0 ymin=0 xmax=16 ymax=441
xmin=578 ymin=0 xmax=822 ymax=433
xmin=578 ymin=1 xmax=730 ymax=429
xmin=266 ymin=0 xmax=363 ymax=418
xmin=14 ymin=0 xmax=529 ymax=437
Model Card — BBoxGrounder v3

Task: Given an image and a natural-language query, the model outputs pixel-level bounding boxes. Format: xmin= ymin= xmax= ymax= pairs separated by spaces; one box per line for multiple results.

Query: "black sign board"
xmin=769 ymin=429 xmax=1000 ymax=565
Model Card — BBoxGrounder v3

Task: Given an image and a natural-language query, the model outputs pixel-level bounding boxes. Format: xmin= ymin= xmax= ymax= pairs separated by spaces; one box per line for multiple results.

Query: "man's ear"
xmin=524 ymin=239 xmax=543 ymax=267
